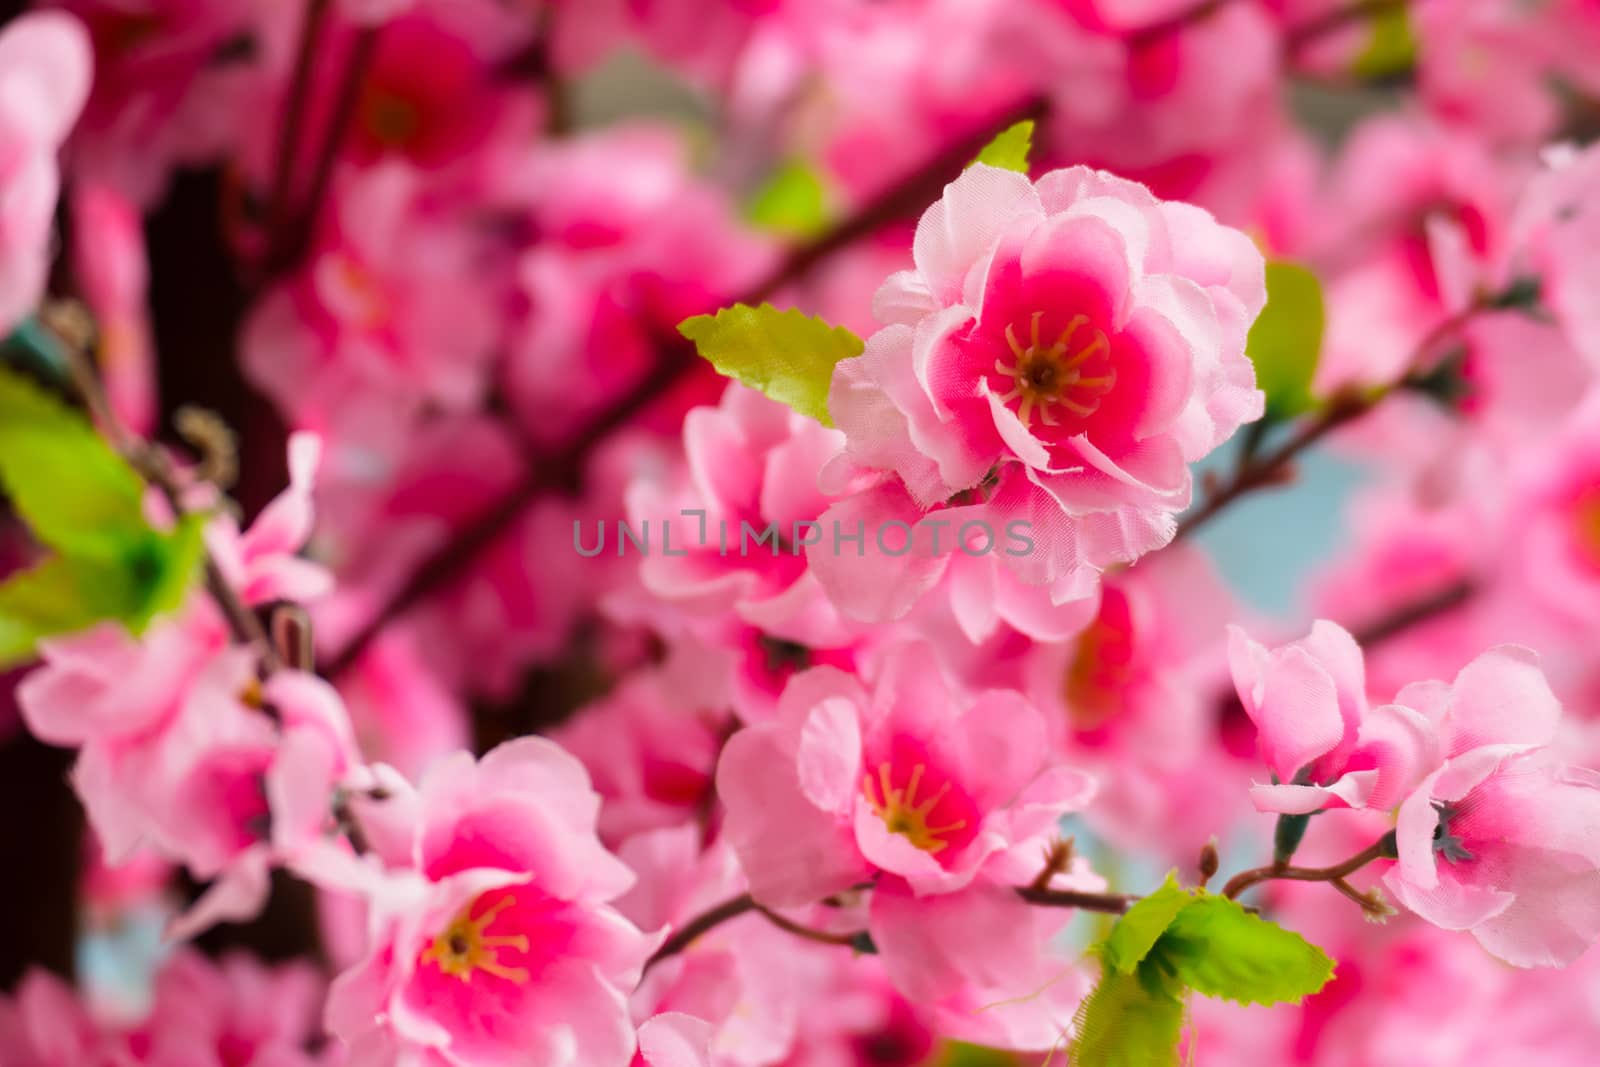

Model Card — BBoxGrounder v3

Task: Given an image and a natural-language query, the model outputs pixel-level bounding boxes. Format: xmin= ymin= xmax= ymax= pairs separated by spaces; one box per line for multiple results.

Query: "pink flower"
xmin=0 ymin=11 xmax=92 ymax=335
xmin=1229 ymin=620 xmax=1437 ymax=815
xmin=325 ymin=737 xmax=656 ymax=1066
xmin=717 ymin=641 xmax=1095 ymax=904
xmin=626 ymin=383 xmax=855 ymax=646
xmin=1387 ymin=751 xmax=1600 ymax=968
xmin=207 ymin=432 xmax=332 ymax=607
xmin=1374 ymin=644 xmax=1600 ymax=966
xmin=821 ymin=163 xmax=1264 ymax=604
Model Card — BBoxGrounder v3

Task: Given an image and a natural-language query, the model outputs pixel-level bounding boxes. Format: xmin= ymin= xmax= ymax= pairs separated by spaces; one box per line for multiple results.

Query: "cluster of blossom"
xmin=4 ymin=1 xmax=1600 ymax=1065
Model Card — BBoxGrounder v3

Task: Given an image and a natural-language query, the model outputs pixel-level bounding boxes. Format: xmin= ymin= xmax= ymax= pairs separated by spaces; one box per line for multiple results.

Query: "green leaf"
xmin=0 ymin=367 xmax=149 ymax=558
xmin=1158 ymin=894 xmax=1335 ymax=1007
xmin=968 ymin=120 xmax=1035 ymax=174
xmin=0 ymin=556 xmax=114 ymax=665
xmin=1068 ymin=964 xmax=1186 ymax=1067
xmin=678 ymin=303 xmax=865 ymax=426
xmin=0 ymin=516 xmax=205 ymax=667
xmin=1352 ymin=5 xmax=1416 ymax=81
xmin=1247 ymin=261 xmax=1324 ymax=420
xmin=1101 ymin=873 xmax=1194 ymax=975
xmin=747 ymin=160 xmax=831 ymax=239
xmin=0 ymin=366 xmax=208 ymax=664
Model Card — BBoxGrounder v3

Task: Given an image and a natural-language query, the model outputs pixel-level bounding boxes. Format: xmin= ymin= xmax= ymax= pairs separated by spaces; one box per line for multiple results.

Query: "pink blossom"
xmin=718 ymin=642 xmax=1094 ymax=905
xmin=820 ymin=163 xmax=1264 ymax=611
xmin=1372 ymin=644 xmax=1600 ymax=966
xmin=626 ymin=383 xmax=855 ymax=647
xmin=1230 ymin=620 xmax=1439 ymax=815
xmin=325 ymin=737 xmax=656 ymax=1066
xmin=0 ymin=11 xmax=92 ymax=335
xmin=207 ymin=432 xmax=332 ymax=607
xmin=1388 ymin=750 xmax=1600 ymax=968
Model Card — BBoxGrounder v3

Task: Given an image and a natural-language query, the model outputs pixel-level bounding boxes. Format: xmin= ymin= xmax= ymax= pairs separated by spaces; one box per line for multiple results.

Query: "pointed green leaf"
xmin=747 ymin=160 xmax=831 ymax=239
xmin=1158 ymin=894 xmax=1335 ymax=1006
xmin=1247 ymin=261 xmax=1324 ymax=420
xmin=935 ymin=1042 xmax=1019 ymax=1066
xmin=678 ymin=303 xmax=865 ymax=426
xmin=1068 ymin=963 xmax=1186 ymax=1067
xmin=968 ymin=120 xmax=1035 ymax=174
xmin=0 ymin=366 xmax=149 ymax=558
xmin=1102 ymin=873 xmax=1194 ymax=975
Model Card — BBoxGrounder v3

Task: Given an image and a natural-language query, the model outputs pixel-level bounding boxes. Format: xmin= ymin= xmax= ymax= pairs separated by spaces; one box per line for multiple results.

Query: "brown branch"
xmin=1015 ymin=886 xmax=1136 ymax=914
xmin=265 ymin=28 xmax=381 ymax=277
xmin=47 ymin=308 xmax=281 ymax=672
xmin=1176 ymin=304 xmax=1479 ymax=542
xmin=1220 ymin=834 xmax=1395 ymax=900
xmin=323 ymin=95 xmax=1052 ymax=677
xmin=266 ymin=0 xmax=331 ymax=245
xmin=643 ymin=893 xmax=759 ymax=972
xmin=753 ymin=905 xmax=865 ymax=948
xmin=1350 ymin=578 xmax=1476 ymax=647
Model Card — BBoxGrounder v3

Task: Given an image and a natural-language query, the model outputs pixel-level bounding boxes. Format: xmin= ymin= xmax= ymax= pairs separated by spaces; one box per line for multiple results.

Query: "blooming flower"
xmin=325 ymin=737 xmax=657 ymax=1066
xmin=1379 ymin=645 xmax=1600 ymax=967
xmin=1229 ymin=620 xmax=1437 ymax=815
xmin=818 ymin=163 xmax=1264 ymax=616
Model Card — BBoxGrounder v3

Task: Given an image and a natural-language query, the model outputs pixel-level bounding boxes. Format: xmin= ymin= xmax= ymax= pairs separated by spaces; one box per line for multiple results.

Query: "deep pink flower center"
xmin=992 ymin=311 xmax=1116 ymax=431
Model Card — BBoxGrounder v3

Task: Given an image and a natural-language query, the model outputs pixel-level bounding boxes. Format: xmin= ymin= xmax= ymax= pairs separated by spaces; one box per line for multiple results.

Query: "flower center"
xmin=1431 ymin=801 xmax=1474 ymax=864
xmin=994 ymin=311 xmax=1115 ymax=429
xmin=421 ymin=893 xmax=530 ymax=983
xmin=863 ymin=763 xmax=967 ymax=854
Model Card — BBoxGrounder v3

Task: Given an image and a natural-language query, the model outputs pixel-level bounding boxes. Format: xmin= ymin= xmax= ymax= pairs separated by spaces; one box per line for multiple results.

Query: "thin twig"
xmin=1220 ymin=834 xmax=1395 ymax=900
xmin=1176 ymin=304 xmax=1479 ymax=541
xmin=47 ymin=310 xmax=282 ymax=673
xmin=644 ymin=893 xmax=759 ymax=972
xmin=754 ymin=905 xmax=864 ymax=948
xmin=1350 ymin=579 xmax=1476 ymax=647
xmin=1014 ymin=886 xmax=1136 ymax=914
xmin=266 ymin=28 xmax=381 ymax=276
xmin=266 ymin=0 xmax=331 ymax=245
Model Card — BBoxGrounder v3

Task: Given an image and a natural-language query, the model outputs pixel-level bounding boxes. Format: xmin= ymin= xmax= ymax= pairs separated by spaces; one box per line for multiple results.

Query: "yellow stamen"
xmin=863 ymin=762 xmax=968 ymax=853
xmin=992 ymin=313 xmax=1114 ymax=429
xmin=422 ymin=894 xmax=531 ymax=984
